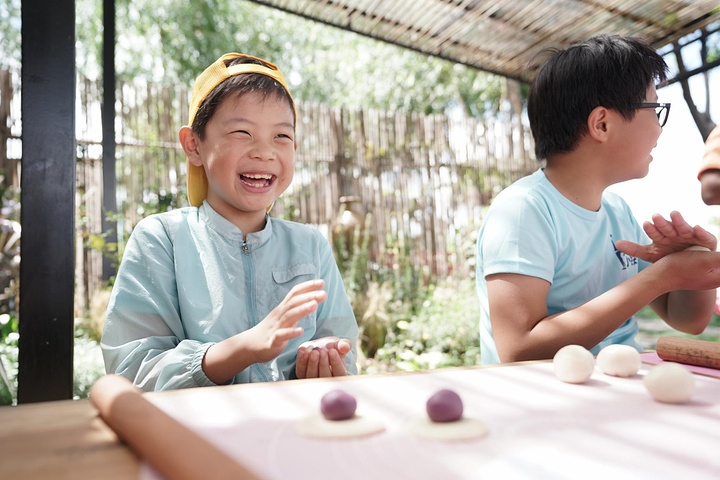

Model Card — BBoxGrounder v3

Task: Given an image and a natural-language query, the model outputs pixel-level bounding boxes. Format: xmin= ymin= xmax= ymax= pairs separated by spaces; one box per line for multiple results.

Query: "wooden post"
xmin=18 ymin=0 xmax=76 ymax=403
xmin=102 ymin=0 xmax=117 ymax=280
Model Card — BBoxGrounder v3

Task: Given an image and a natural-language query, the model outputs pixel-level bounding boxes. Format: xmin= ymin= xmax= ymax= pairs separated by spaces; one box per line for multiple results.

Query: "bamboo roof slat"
xmin=246 ymin=0 xmax=720 ymax=82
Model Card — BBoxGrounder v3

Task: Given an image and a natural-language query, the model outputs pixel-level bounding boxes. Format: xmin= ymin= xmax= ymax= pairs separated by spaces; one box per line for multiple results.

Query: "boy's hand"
xmin=295 ymin=337 xmax=352 ymax=379
xmin=615 ymin=211 xmax=717 ymax=262
xmin=247 ymin=279 xmax=327 ymax=364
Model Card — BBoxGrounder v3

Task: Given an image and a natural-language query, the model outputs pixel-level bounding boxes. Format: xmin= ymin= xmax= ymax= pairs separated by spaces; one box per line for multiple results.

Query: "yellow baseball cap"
xmin=186 ymin=53 xmax=295 ymax=207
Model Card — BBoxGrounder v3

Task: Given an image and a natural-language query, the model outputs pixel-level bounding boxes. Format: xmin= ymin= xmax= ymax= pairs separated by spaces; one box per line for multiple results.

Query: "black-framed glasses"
xmin=633 ymin=102 xmax=671 ymax=127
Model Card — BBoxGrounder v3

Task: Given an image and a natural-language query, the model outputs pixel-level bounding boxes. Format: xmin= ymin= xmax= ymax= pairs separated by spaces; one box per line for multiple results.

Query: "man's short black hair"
xmin=527 ymin=35 xmax=668 ymax=161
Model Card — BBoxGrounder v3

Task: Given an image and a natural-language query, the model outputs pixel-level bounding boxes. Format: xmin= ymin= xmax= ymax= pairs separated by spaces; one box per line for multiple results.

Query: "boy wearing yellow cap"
xmin=101 ymin=54 xmax=359 ymax=391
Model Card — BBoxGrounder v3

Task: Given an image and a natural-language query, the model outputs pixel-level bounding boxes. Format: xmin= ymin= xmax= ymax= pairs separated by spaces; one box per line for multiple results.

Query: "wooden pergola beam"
xmin=17 ymin=0 xmax=76 ymax=403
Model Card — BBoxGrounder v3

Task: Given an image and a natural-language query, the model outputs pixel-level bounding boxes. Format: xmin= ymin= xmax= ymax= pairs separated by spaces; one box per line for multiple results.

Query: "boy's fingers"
xmin=693 ymin=225 xmax=717 ymax=245
xmin=328 ymin=348 xmax=347 ymax=376
xmin=318 ymin=349 xmax=331 ymax=377
xmin=311 ymin=336 xmax=339 ymax=350
xmin=614 ymin=239 xmax=639 ymax=256
xmin=305 ymin=349 xmax=320 ymax=378
xmin=669 ymin=210 xmax=688 ymax=226
xmin=643 ymin=222 xmax=664 ymax=242
xmin=286 ymin=279 xmax=325 ymax=298
xmin=296 ymin=348 xmax=309 ymax=378
xmin=653 ymin=216 xmax=679 ymax=237
xmin=337 ymin=338 xmax=352 ymax=355
xmin=274 ymin=327 xmax=304 ymax=344
xmin=280 ymin=300 xmax=320 ymax=326
xmin=282 ymin=290 xmax=327 ymax=312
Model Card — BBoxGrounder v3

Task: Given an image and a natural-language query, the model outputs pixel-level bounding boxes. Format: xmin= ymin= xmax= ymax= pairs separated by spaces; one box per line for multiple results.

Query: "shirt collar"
xmin=198 ymin=201 xmax=274 ymax=246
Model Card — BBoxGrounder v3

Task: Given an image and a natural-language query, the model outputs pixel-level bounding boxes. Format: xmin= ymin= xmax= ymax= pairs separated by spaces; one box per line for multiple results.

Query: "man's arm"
xmin=487 ymin=271 xmax=659 ymax=363
xmin=487 ymin=250 xmax=718 ymax=363
xmin=700 ymin=169 xmax=720 ymax=205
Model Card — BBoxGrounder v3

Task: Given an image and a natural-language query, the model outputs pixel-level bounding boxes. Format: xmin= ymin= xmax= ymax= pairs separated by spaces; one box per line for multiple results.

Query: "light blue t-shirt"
xmin=476 ymin=169 xmax=650 ymax=364
xmin=101 ymin=202 xmax=359 ymax=391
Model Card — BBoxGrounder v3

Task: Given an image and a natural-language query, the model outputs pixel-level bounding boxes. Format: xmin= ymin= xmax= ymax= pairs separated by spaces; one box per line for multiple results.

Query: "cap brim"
xmin=187 ymin=160 xmax=208 ymax=207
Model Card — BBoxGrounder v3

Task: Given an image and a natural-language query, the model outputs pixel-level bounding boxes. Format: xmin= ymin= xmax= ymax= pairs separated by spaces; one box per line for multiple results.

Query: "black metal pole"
xmin=18 ymin=0 xmax=76 ymax=403
xmin=102 ymin=0 xmax=117 ymax=280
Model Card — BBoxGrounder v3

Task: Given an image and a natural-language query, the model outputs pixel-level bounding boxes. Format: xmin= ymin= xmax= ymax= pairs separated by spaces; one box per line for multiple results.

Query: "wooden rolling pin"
xmin=90 ymin=375 xmax=261 ymax=480
xmin=656 ymin=336 xmax=720 ymax=369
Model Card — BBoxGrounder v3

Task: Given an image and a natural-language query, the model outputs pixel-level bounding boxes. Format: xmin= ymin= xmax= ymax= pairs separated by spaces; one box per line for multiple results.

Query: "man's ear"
xmin=587 ymin=106 xmax=610 ymax=142
xmin=179 ymin=126 xmax=203 ymax=166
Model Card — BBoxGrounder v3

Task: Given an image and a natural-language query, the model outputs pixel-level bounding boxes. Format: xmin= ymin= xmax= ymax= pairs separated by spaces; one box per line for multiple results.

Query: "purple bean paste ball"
xmin=426 ymin=389 xmax=463 ymax=422
xmin=320 ymin=389 xmax=357 ymax=421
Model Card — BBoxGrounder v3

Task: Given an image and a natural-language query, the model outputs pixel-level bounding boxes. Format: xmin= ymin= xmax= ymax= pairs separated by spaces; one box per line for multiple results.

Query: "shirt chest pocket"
xmin=272 ymin=263 xmax=317 ymax=284
xmin=271 ymin=263 xmax=319 ymax=325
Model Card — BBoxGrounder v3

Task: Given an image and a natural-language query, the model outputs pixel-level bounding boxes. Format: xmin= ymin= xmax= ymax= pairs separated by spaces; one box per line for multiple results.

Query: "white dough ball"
xmin=596 ymin=345 xmax=641 ymax=377
xmin=684 ymin=245 xmax=711 ymax=252
xmin=643 ymin=363 xmax=695 ymax=404
xmin=553 ymin=345 xmax=595 ymax=384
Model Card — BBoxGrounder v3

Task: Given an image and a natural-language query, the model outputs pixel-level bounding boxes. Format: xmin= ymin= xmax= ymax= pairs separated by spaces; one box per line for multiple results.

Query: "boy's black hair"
xmin=527 ymin=35 xmax=668 ymax=161
xmin=191 ymin=56 xmax=295 ymax=139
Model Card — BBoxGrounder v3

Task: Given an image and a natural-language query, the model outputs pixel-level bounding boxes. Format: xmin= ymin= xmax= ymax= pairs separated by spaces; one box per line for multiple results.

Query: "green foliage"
xmin=70 ymin=0 xmax=504 ymax=117
xmin=367 ymin=278 xmax=481 ymax=373
xmin=0 ymin=323 xmax=18 ymax=405
xmin=72 ymin=334 xmax=106 ymax=399
xmin=0 ymin=321 xmax=107 ymax=406
xmin=0 ymin=0 xmax=20 ymax=70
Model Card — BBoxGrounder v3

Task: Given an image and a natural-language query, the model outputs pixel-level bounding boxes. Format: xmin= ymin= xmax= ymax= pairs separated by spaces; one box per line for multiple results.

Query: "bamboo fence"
xmin=0 ymin=70 xmax=536 ymax=314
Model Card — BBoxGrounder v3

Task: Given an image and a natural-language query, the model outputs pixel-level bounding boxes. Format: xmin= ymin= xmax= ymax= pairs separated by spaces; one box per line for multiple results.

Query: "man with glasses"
xmin=475 ymin=35 xmax=720 ymax=365
xmin=634 ymin=103 xmax=671 ymax=128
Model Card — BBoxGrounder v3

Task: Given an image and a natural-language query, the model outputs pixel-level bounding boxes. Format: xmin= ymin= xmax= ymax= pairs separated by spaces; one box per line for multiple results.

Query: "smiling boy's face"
xmin=189 ymin=91 xmax=296 ymax=231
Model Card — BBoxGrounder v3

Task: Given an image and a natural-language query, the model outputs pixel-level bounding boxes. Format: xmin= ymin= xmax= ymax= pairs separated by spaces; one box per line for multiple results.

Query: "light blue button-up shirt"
xmin=101 ymin=202 xmax=358 ymax=391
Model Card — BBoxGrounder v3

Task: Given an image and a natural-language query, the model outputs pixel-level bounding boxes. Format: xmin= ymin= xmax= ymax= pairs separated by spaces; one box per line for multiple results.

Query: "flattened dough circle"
xmin=295 ymin=414 xmax=385 ymax=438
xmin=409 ymin=417 xmax=488 ymax=441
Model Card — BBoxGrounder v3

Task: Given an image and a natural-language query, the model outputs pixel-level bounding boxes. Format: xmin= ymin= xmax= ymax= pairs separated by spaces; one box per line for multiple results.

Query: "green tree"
xmin=72 ymin=0 xmax=502 ymax=117
xmin=0 ymin=0 xmax=20 ymax=70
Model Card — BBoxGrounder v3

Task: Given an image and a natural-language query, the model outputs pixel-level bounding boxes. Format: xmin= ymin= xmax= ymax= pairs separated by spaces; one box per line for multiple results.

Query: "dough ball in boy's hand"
xmin=684 ymin=245 xmax=712 ymax=252
xmin=596 ymin=344 xmax=641 ymax=377
xmin=426 ymin=389 xmax=464 ymax=423
xmin=320 ymin=389 xmax=357 ymax=420
xmin=553 ymin=345 xmax=595 ymax=384
xmin=643 ymin=363 xmax=695 ymax=404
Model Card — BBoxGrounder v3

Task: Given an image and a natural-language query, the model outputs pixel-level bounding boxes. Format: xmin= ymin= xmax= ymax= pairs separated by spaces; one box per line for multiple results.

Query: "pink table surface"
xmin=143 ymin=362 xmax=720 ymax=480
xmin=641 ymin=351 xmax=720 ymax=379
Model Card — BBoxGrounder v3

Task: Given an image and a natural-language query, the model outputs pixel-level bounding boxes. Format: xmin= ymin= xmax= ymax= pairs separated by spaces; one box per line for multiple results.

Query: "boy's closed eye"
xmin=232 ymin=129 xmax=251 ymax=136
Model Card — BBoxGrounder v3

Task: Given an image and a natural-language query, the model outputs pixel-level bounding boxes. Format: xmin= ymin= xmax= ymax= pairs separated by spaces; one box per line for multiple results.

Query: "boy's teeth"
xmin=240 ymin=174 xmax=271 ymax=187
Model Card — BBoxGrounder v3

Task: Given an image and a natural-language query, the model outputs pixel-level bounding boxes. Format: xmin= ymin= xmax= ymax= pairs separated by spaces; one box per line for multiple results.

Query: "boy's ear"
xmin=179 ymin=126 xmax=203 ymax=166
xmin=587 ymin=106 xmax=610 ymax=142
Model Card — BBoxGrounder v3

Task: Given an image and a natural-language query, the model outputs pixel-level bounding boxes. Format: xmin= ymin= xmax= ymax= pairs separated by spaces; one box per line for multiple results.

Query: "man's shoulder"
xmin=491 ymin=170 xmax=552 ymax=208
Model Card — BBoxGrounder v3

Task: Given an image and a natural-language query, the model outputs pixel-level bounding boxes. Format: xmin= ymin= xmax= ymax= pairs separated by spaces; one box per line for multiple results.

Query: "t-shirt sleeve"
xmin=481 ymin=191 xmax=558 ymax=283
xmin=100 ymin=216 xmax=219 ymax=391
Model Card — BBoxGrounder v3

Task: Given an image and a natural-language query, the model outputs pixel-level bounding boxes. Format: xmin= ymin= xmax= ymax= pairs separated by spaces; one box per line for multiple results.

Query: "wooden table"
xmin=2 ymin=360 xmax=719 ymax=480
xmin=0 ymin=397 xmax=139 ymax=479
